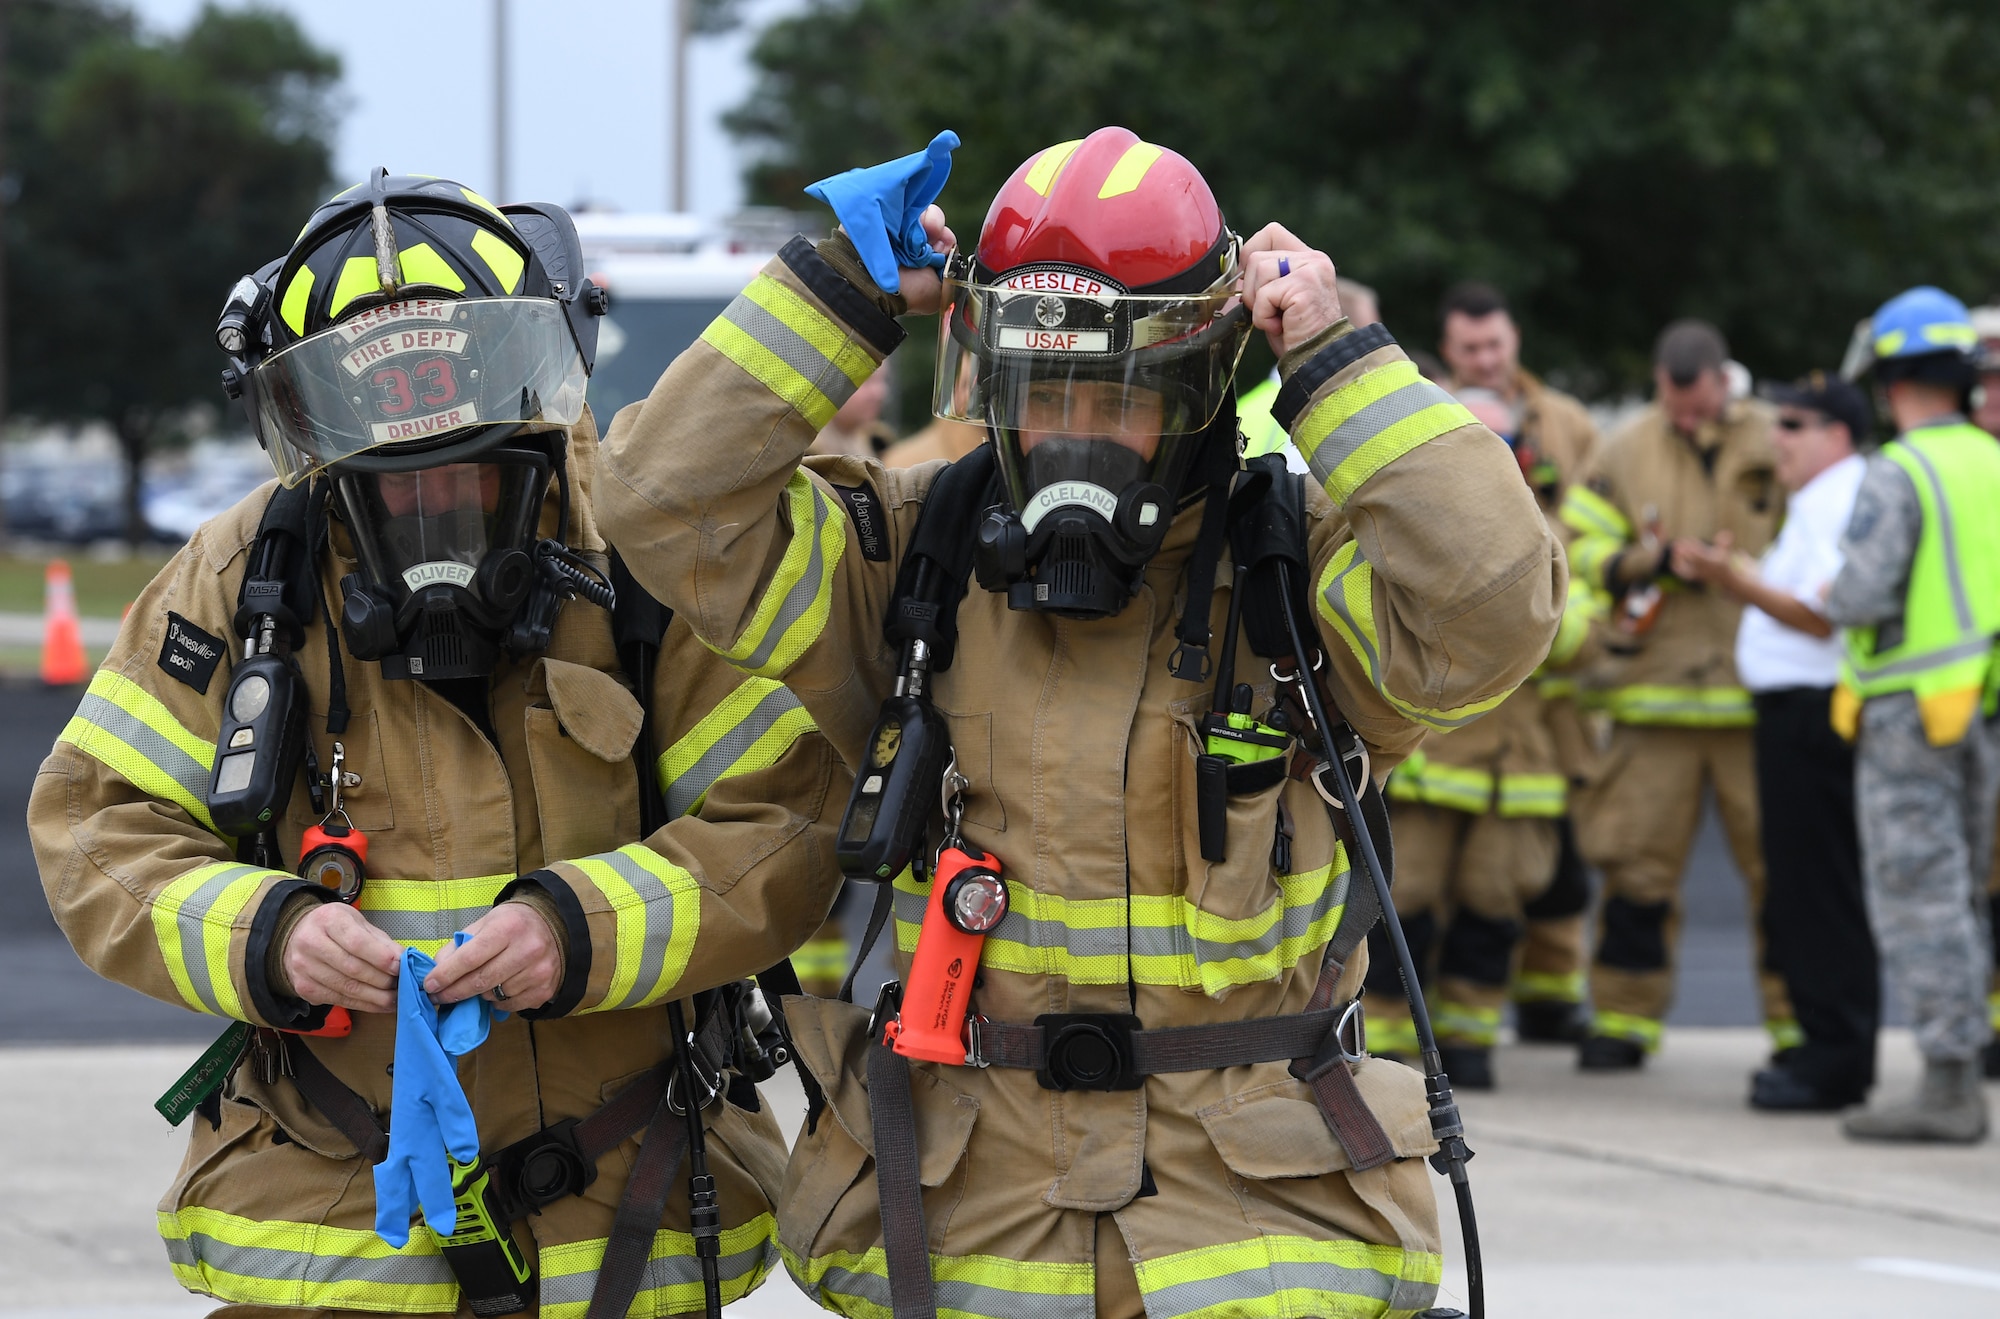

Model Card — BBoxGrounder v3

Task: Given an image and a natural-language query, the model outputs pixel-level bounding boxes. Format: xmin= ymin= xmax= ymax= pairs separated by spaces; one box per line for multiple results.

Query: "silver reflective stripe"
xmin=363 ymin=906 xmax=498 ymax=945
xmin=1306 ymin=376 xmax=1457 ymax=491
xmin=807 ymin=1259 xmax=1096 ymax=1319
xmin=664 ymin=683 xmax=805 ymax=819
xmin=740 ymin=486 xmax=833 ymax=675
xmin=540 ymin=1236 xmax=774 ymax=1306
xmin=1320 ymin=552 xmax=1378 ymax=677
xmin=1144 ymin=1257 xmax=1404 ymax=1319
xmin=1901 ymin=440 xmax=1976 ymax=632
xmin=1850 ymin=633 xmax=1995 ymax=681
xmin=73 ymin=691 xmax=212 ymax=811
xmin=596 ymin=849 xmax=679 ymax=1010
xmin=174 ymin=864 xmax=260 ymax=1015
xmin=174 ymin=1230 xmax=454 ymax=1289
xmin=723 ymin=291 xmax=862 ymax=412
xmin=1184 ymin=868 xmax=1350 ymax=967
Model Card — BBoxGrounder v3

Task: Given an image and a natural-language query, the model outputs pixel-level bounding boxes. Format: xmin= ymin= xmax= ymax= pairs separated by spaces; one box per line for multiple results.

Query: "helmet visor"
xmin=249 ymin=297 xmax=588 ymax=486
xmin=934 ymin=273 xmax=1249 ymax=439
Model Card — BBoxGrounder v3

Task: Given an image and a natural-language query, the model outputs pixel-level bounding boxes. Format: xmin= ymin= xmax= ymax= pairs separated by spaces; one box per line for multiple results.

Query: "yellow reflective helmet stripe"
xmin=327 ymin=255 xmax=386 ymax=321
xmin=703 ymin=272 xmax=875 ymax=429
xmin=278 ymin=264 xmax=316 ymax=336
xmin=395 ymin=242 xmax=467 ymax=293
xmin=1023 ymin=139 xmax=1085 ymax=197
xmin=470 ymin=227 xmax=525 ymax=294
xmin=1133 ymin=1233 xmax=1443 ymax=1319
xmin=353 ymin=874 xmax=514 ymax=956
xmin=1293 ymin=359 xmax=1479 ymax=507
xmin=458 ymin=185 xmax=510 ymax=221
xmin=895 ymin=852 xmax=1349 ymax=994
xmin=658 ymin=676 xmax=816 ymax=819
xmin=568 ymin=843 xmax=702 ymax=1011
xmin=151 ymin=861 xmax=284 ymax=1018
xmin=1592 ymin=684 xmax=1754 ymax=727
xmin=160 ymin=1205 xmax=456 ymax=1311
xmin=782 ymin=1242 xmax=1096 ymax=1319
xmin=1315 ymin=542 xmax=1510 ymax=731
xmin=61 ymin=669 xmax=222 ymax=835
xmin=540 ymin=1215 xmax=777 ymax=1319
xmin=1098 ymin=141 xmax=1164 ymax=199
xmin=707 ymin=471 xmax=846 ymax=679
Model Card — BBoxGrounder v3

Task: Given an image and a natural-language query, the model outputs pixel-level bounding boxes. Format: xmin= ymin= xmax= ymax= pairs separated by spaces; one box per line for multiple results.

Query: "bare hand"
xmin=423 ymin=902 xmax=562 ymax=1009
xmin=1240 ymin=223 xmax=1342 ymax=357
xmin=894 ymin=205 xmax=956 ymax=317
xmin=283 ymin=902 xmax=402 ymax=1014
xmin=1670 ymin=531 xmax=1736 ymax=587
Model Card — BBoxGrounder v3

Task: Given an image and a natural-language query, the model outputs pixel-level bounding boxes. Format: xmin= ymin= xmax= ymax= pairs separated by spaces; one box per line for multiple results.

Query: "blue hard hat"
xmin=1870 ymin=286 xmax=1979 ymax=361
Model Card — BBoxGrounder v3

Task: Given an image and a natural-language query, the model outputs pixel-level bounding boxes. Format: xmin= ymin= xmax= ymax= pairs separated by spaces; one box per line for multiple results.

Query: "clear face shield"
xmin=248 ymin=297 xmax=588 ymax=486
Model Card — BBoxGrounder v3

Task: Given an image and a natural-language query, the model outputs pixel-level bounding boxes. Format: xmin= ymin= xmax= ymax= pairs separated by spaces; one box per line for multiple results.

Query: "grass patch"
xmin=0 ymin=552 xmax=172 ymax=618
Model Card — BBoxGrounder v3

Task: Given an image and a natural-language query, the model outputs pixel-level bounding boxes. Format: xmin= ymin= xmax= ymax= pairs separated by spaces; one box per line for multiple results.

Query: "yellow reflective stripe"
xmin=1294 ymin=360 xmax=1479 ymax=506
xmin=708 ymin=471 xmax=845 ymax=679
xmin=1591 ymin=1010 xmax=1662 ymax=1050
xmin=278 ymin=264 xmax=315 ymax=336
xmin=1559 ymin=484 xmax=1631 ymax=541
xmin=1023 ymin=139 xmax=1085 ymax=197
xmin=541 ymin=1214 xmax=777 ymax=1319
xmin=61 ymin=669 xmax=222 ymax=835
xmin=352 ymin=874 xmax=513 ymax=956
xmin=1538 ymin=674 xmax=1580 ymax=700
xmin=1134 ymin=1233 xmax=1443 ymax=1319
xmin=1433 ymin=1000 xmax=1503 ymax=1046
xmin=1315 ymin=542 xmax=1509 ymax=732
xmin=1497 ymin=772 xmax=1567 ymax=818
xmin=1366 ymin=1011 xmax=1419 ymax=1056
xmin=1567 ymin=531 xmax=1625 ymax=591
xmin=1512 ymin=970 xmax=1585 ymax=1005
xmin=790 ymin=938 xmax=849 ymax=982
xmin=1597 ymin=684 xmax=1754 ymax=727
xmin=658 ymin=676 xmax=815 ymax=819
xmin=569 ymin=844 xmax=702 ymax=1011
xmin=894 ymin=856 xmax=1348 ymax=993
xmin=1988 ymin=991 xmax=2000 ymax=1030
xmin=1389 ymin=753 xmax=1495 ymax=813
xmin=327 ymin=255 xmax=385 ymax=321
xmin=394 ymin=242 xmax=466 ymax=293
xmin=782 ymin=1242 xmax=1096 ymax=1319
xmin=1544 ymin=575 xmax=1602 ymax=669
xmin=469 ymin=228 xmax=524 ymax=293
xmin=150 ymin=862 xmax=279 ymax=1018
xmin=1766 ymin=1018 xmax=1804 ymax=1052
xmin=159 ymin=1205 xmax=455 ymax=1311
xmin=702 ymin=272 xmax=875 ymax=429
xmin=1098 ymin=141 xmax=1164 ymax=198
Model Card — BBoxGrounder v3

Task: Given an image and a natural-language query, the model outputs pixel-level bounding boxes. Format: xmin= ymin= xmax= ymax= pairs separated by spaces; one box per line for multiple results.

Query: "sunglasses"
xmin=1775 ymin=414 xmax=1825 ymax=432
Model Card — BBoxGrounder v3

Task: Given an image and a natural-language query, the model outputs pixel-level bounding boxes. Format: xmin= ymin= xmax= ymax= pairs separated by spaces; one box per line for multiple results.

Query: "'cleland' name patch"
xmin=158 ymin=612 xmax=225 ymax=695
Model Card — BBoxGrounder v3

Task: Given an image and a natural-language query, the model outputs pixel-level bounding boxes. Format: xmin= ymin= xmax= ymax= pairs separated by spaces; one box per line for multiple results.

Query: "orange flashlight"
xmin=884 ymin=845 xmax=1008 ymax=1065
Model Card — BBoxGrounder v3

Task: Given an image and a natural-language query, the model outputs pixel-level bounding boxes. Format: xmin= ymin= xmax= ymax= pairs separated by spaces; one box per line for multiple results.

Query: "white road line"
xmin=1857 ymin=1257 xmax=2000 ymax=1292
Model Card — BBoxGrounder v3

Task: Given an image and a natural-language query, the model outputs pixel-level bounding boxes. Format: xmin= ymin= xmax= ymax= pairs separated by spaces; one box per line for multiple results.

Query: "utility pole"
xmin=492 ymin=0 xmax=509 ymax=201
xmin=0 ymin=0 xmax=12 ymax=544
xmin=669 ymin=0 xmax=688 ymax=212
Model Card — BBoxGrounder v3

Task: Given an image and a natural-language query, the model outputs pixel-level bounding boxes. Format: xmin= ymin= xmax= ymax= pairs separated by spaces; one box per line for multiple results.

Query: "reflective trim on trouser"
xmin=658 ymin=676 xmax=815 ymax=820
xmin=781 ymin=1243 xmax=1096 ymax=1319
xmin=1990 ymin=992 xmax=2000 ymax=1030
xmin=1432 ymin=998 xmax=1503 ymax=1047
xmin=704 ymin=469 xmax=846 ymax=679
xmin=791 ymin=936 xmax=849 ymax=986
xmin=1766 ymin=1018 xmax=1804 ymax=1052
xmin=61 ymin=669 xmax=223 ymax=834
xmin=1133 ymin=1234 xmax=1444 ymax=1319
xmin=1596 ymin=685 xmax=1755 ymax=727
xmin=539 ymin=1216 xmax=779 ymax=1319
xmin=159 ymin=1206 xmax=456 ymax=1313
xmin=353 ymin=874 xmax=512 ymax=956
xmin=1512 ymin=969 xmax=1585 ymax=1005
xmin=566 ymin=844 xmax=703 ymax=1012
xmin=1360 ymin=1001 xmax=1420 ymax=1057
xmin=1591 ymin=1010 xmax=1663 ymax=1051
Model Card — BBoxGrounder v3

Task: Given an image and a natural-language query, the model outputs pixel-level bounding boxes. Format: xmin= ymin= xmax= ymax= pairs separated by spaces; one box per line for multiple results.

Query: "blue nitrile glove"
xmin=805 ymin=130 xmax=959 ymax=294
xmin=373 ymin=937 xmax=501 ymax=1248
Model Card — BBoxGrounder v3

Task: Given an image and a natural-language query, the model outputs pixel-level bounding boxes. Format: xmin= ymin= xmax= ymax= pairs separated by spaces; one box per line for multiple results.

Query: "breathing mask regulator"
xmin=216 ymin=168 xmax=611 ymax=684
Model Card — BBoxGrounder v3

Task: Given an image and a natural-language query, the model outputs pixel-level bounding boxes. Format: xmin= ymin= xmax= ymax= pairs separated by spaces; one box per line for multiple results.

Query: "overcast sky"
xmin=127 ymin=0 xmax=802 ymax=216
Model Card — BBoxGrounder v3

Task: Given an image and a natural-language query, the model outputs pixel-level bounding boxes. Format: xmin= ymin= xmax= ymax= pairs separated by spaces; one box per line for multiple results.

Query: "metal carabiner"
xmin=939 ymin=752 xmax=971 ymax=854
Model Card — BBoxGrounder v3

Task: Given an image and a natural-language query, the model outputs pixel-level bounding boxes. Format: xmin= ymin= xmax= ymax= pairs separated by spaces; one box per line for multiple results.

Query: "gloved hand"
xmin=805 ymin=130 xmax=959 ymax=294
xmin=373 ymin=937 xmax=501 ymax=1247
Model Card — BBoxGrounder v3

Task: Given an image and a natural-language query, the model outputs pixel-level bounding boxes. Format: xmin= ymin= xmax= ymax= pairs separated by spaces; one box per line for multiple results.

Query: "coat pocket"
xmin=937 ymin=707 xmax=1005 ymax=833
xmin=526 ymin=659 xmax=644 ymax=864
xmin=777 ymin=996 xmax=979 ymax=1277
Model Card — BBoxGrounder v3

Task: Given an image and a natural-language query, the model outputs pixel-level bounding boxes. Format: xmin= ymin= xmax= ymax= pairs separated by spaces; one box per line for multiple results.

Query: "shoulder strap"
xmin=1227 ymin=454 xmax=1315 ymax=662
xmin=884 ymin=446 xmax=998 ymax=672
xmin=235 ymin=478 xmax=348 ymax=735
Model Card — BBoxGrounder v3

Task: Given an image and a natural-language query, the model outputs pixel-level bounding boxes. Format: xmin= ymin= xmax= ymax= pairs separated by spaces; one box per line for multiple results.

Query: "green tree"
xmin=9 ymin=2 xmax=339 ymax=541
xmin=730 ymin=0 xmax=2000 ymax=412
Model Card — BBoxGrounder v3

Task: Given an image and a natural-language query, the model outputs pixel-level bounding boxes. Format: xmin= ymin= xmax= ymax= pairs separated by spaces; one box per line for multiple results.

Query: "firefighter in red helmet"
xmin=598 ymin=127 xmax=1562 ymax=1318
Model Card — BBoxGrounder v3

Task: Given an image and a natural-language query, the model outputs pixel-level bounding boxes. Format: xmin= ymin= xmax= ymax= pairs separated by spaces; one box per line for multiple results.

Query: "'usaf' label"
xmin=158 ymin=612 xmax=225 ymax=695
xmin=831 ymin=482 xmax=889 ymax=561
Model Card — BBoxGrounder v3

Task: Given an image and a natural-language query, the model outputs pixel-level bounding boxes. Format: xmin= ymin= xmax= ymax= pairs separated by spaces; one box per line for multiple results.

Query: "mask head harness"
xmin=214 ymin=169 xmax=613 ymax=681
xmin=935 ymin=128 xmax=1250 ymax=620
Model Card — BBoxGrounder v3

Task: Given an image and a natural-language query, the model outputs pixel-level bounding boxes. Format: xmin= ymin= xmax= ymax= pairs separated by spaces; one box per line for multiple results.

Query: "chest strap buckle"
xmin=1035 ymin=1013 xmax=1144 ymax=1092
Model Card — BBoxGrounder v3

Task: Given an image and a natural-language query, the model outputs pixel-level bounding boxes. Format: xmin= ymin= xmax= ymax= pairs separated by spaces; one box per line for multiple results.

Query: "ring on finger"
xmin=493 ymin=983 xmax=510 ymax=1001
xmin=1277 ymin=257 xmax=1291 ymax=278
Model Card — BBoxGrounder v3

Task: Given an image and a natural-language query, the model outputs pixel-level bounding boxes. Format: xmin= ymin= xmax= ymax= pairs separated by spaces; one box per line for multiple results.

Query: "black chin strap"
xmin=1168 ymin=426 xmax=1244 ymax=682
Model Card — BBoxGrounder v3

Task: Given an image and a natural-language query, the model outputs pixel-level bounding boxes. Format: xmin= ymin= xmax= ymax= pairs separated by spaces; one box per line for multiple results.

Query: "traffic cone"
xmin=41 ymin=559 xmax=89 ymax=686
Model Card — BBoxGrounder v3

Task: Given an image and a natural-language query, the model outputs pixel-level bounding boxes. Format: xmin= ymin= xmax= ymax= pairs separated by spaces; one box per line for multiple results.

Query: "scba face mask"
xmin=335 ymin=444 xmax=558 ymax=680
xmin=939 ymin=257 xmax=1249 ymax=618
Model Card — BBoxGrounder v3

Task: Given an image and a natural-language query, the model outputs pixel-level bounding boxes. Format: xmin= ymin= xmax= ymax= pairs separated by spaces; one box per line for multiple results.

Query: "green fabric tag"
xmin=155 ymin=1021 xmax=252 ymax=1126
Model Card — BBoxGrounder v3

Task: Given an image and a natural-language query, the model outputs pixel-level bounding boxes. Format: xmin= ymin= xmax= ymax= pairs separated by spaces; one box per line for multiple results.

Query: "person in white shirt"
xmin=1677 ymin=371 xmax=1874 ymax=1111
